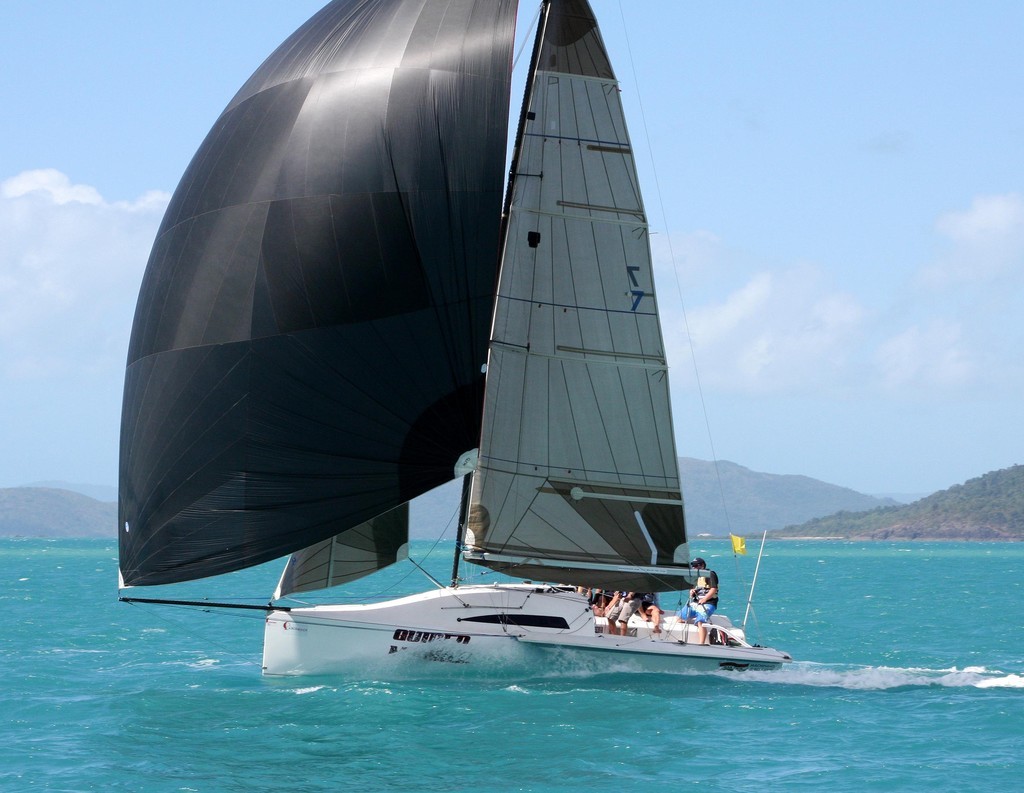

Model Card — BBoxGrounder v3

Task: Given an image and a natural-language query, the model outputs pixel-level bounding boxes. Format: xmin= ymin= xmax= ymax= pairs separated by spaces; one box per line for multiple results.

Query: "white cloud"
xmin=0 ymin=169 xmax=168 ymax=380
xmin=919 ymin=193 xmax=1024 ymax=286
xmin=650 ymin=229 xmax=723 ymax=287
xmin=874 ymin=321 xmax=974 ymax=391
xmin=658 ymin=193 xmax=1024 ymax=402
xmin=937 ymin=193 xmax=1024 ymax=242
xmin=2 ymin=168 xmax=104 ymax=205
xmin=674 ymin=264 xmax=866 ymax=393
xmin=885 ymin=193 xmax=1024 ymax=396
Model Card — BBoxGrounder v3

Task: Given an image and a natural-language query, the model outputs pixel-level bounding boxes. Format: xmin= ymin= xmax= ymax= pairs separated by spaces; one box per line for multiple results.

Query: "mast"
xmin=451 ymin=0 xmax=551 ymax=589
xmin=450 ymin=473 xmax=474 ymax=586
xmin=499 ymin=0 xmax=551 ymax=248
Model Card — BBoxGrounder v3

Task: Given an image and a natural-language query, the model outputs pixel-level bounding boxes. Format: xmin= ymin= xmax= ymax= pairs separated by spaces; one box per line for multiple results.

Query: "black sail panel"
xmin=119 ymin=0 xmax=517 ymax=587
xmin=540 ymin=0 xmax=614 ymax=79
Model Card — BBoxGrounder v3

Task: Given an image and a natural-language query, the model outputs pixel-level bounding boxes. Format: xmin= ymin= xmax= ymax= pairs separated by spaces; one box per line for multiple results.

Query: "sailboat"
xmin=118 ymin=0 xmax=791 ymax=676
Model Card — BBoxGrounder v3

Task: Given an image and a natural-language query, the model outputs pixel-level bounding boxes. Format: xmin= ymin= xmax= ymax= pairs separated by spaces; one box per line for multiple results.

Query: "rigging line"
xmin=120 ymin=596 xmax=287 ymax=612
xmin=120 ymin=598 xmax=268 ymax=667
xmin=501 ymin=0 xmax=550 ymax=229
xmin=372 ymin=496 xmax=462 ymax=597
xmin=615 ymin=1 xmax=733 ymax=535
xmin=359 ymin=499 xmax=462 ymax=600
xmin=513 ymin=204 xmax=648 ymax=227
xmin=276 ymin=499 xmax=461 ymax=606
xmin=495 ymin=292 xmax=657 ymax=317
xmin=512 ymin=2 xmax=542 ymax=71
xmin=408 ymin=554 xmax=446 ymax=589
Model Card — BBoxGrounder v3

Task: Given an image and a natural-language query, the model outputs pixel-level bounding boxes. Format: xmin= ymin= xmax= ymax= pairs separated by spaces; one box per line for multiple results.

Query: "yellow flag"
xmin=730 ymin=534 xmax=747 ymax=555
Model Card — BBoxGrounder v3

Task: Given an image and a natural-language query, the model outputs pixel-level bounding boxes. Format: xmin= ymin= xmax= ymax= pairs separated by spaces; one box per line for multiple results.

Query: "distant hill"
xmin=403 ymin=458 xmax=896 ymax=539
xmin=0 ymin=488 xmax=115 ymax=538
xmin=12 ymin=461 xmax=1009 ymax=542
xmin=24 ymin=481 xmax=117 ymax=503
xmin=0 ymin=460 xmax=898 ymax=539
xmin=773 ymin=465 xmax=1024 ymax=541
xmin=677 ymin=458 xmax=896 ymax=535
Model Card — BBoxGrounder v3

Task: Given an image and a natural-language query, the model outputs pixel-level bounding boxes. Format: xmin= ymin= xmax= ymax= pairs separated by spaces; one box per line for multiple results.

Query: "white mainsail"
xmin=465 ymin=3 xmax=689 ymax=591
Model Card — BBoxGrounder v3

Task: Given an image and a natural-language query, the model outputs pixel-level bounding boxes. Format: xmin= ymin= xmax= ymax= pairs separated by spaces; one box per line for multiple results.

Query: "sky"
xmin=2 ymin=1 xmax=1022 ymax=498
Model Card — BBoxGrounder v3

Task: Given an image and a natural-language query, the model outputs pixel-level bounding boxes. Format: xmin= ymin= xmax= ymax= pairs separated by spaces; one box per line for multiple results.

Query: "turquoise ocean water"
xmin=2 ymin=538 xmax=1021 ymax=792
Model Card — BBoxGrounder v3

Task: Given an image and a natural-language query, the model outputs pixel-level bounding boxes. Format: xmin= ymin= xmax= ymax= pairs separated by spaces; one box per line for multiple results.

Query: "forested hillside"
xmin=774 ymin=465 xmax=1024 ymax=540
xmin=677 ymin=458 xmax=896 ymax=535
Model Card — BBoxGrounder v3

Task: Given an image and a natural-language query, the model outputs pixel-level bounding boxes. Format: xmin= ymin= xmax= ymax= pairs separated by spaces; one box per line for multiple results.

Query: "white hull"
xmin=262 ymin=584 xmax=791 ymax=676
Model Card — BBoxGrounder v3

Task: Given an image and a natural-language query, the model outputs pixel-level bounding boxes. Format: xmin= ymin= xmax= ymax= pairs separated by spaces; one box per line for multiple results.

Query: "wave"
xmin=975 ymin=672 xmax=1024 ymax=689
xmin=292 ymin=685 xmax=327 ymax=695
xmin=252 ymin=651 xmax=1023 ymax=693
xmin=734 ymin=662 xmax=1024 ymax=690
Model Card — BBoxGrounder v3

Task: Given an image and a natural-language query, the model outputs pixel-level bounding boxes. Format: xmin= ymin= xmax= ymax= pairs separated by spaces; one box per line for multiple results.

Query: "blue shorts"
xmin=677 ymin=603 xmax=716 ymax=624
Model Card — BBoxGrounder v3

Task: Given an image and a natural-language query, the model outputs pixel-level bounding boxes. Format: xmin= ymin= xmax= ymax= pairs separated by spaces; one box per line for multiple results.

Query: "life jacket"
xmin=693 ymin=574 xmax=719 ymax=607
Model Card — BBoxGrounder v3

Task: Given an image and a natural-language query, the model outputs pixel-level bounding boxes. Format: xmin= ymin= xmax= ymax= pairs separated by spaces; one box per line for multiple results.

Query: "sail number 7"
xmin=627 ymin=265 xmax=645 ymax=311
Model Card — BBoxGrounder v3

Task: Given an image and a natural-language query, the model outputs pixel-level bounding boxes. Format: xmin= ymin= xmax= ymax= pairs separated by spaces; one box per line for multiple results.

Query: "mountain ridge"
xmin=772 ymin=464 xmax=1023 ymax=541
xmin=676 ymin=457 xmax=896 ymax=536
xmin=4 ymin=462 xmax=1018 ymax=541
xmin=0 ymin=487 xmax=116 ymax=538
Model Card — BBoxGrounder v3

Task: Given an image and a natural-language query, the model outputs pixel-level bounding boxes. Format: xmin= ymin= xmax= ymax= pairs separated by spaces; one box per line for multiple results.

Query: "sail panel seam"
xmin=493 ymin=293 xmax=657 ymax=317
xmin=509 ymin=205 xmax=648 ymax=228
xmin=476 ymin=457 xmax=680 ymax=487
xmin=490 ymin=342 xmax=666 ymax=369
